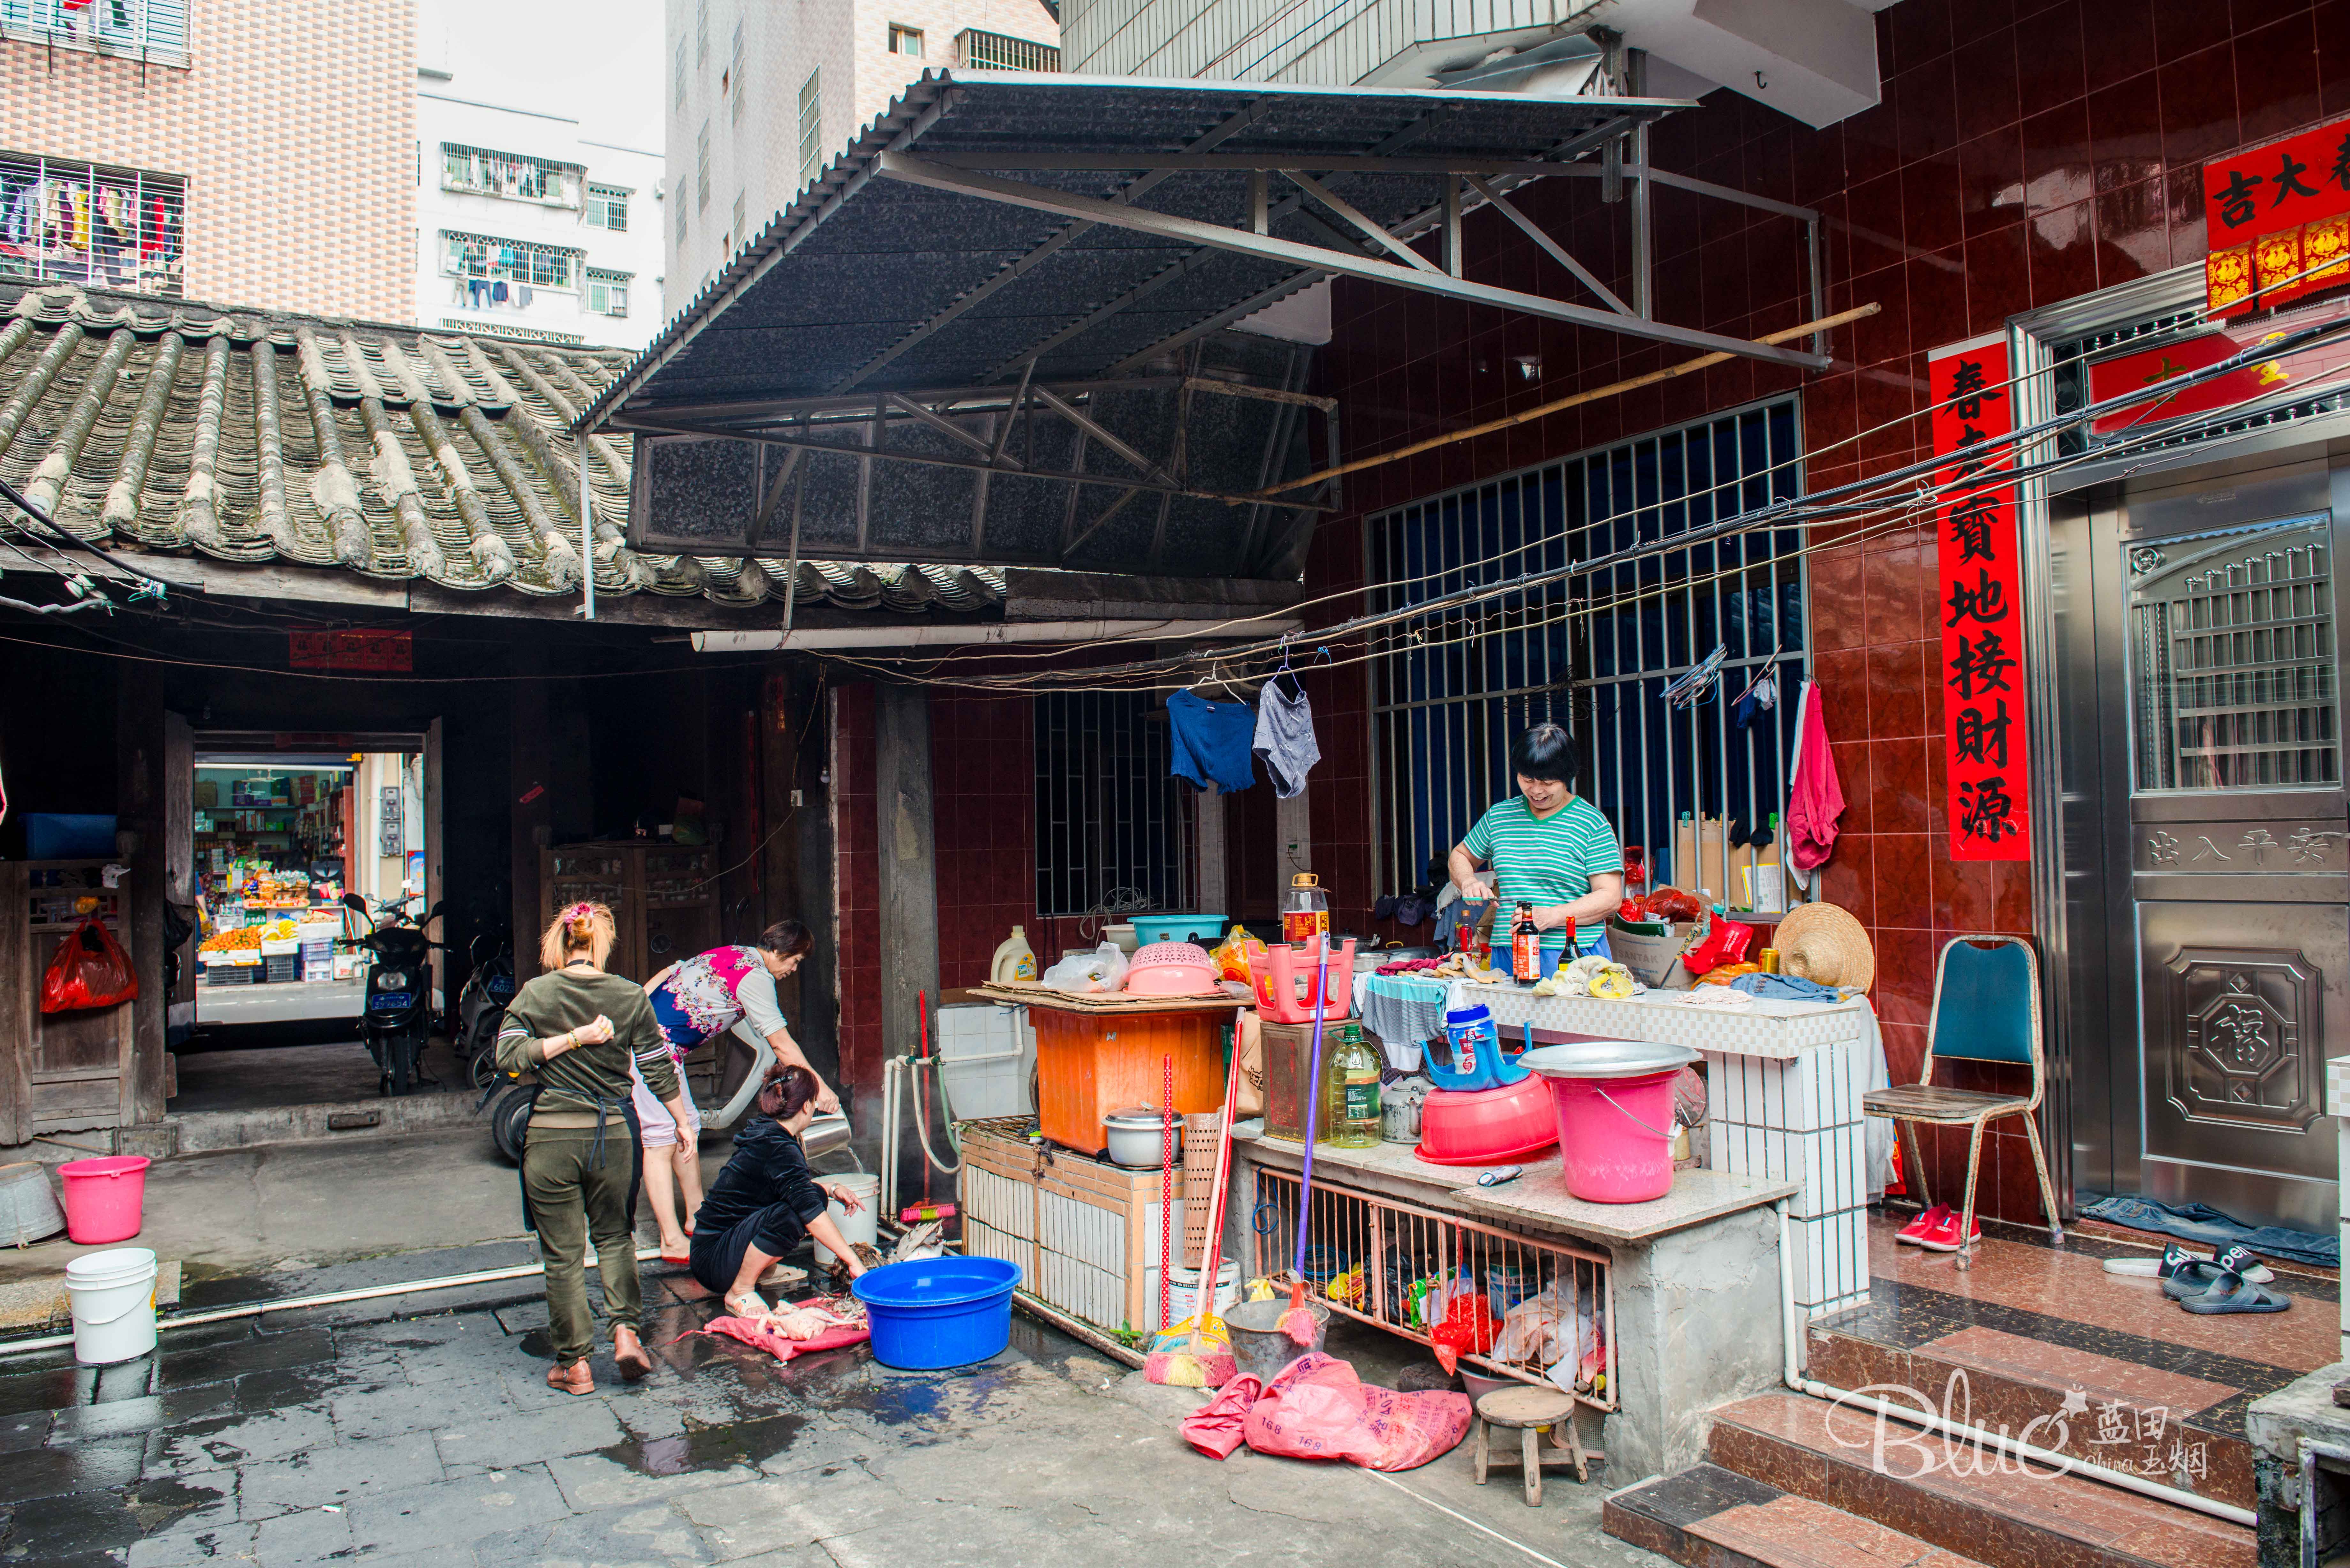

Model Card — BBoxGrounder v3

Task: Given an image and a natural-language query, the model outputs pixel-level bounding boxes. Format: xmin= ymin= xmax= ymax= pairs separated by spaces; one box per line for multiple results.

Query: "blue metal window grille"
xmin=1368 ymin=398 xmax=1808 ymax=905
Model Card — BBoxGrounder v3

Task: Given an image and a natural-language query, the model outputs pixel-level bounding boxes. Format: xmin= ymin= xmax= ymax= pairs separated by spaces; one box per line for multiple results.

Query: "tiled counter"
xmin=1468 ymin=984 xmax=1880 ymax=1320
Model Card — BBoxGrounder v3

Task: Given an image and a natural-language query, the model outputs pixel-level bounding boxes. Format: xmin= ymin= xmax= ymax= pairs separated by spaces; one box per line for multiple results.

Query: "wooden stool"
xmin=1472 ymin=1385 xmax=1595 ymax=1505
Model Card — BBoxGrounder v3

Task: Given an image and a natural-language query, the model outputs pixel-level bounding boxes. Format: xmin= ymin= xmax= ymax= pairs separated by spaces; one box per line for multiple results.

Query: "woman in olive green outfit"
xmin=497 ymin=901 xmax=694 ymax=1395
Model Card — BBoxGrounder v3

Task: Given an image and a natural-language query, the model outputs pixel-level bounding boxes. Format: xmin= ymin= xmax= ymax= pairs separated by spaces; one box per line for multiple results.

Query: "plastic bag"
xmin=1492 ymin=1284 xmax=1569 ymax=1368
xmin=1210 ymin=925 xmax=1267 ymax=983
xmin=1645 ymin=885 xmax=1706 ymax=923
xmin=1239 ymin=1352 xmax=1471 ymax=1471
xmin=1682 ymin=916 xmax=1755 ymax=976
xmin=1040 ymin=940 xmax=1130 ymax=994
xmin=40 ymin=917 xmax=138 ymax=1014
xmin=1182 ymin=1373 xmax=1260 ymax=1459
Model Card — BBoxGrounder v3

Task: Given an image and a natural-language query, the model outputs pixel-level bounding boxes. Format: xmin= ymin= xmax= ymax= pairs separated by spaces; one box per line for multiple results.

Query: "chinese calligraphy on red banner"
xmin=1926 ymin=338 xmax=2030 ymax=862
xmin=288 ymin=629 xmax=412 ymax=672
xmin=2203 ymin=116 xmax=2350 ymax=316
xmin=2084 ymin=330 xmax=2291 ymax=436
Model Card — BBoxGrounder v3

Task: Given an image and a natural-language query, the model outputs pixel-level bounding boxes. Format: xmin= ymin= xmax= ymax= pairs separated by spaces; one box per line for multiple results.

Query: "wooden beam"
xmin=1251 ymin=302 xmax=1883 ymax=498
xmin=872 ymin=682 xmax=938 ymax=1132
xmin=0 ymin=863 xmax=28 ymax=1145
xmin=759 ymin=670 xmax=798 ymax=1014
xmin=509 ymin=648 xmax=552 ymax=983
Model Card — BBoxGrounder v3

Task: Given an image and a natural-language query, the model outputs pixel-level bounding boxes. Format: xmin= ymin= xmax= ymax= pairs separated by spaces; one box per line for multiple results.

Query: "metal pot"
xmin=1102 ymin=1108 xmax=1180 ymax=1168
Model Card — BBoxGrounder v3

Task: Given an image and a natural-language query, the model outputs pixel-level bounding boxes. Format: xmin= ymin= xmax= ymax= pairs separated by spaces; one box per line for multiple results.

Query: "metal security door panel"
xmin=2116 ymin=474 xmax=2350 ymax=1232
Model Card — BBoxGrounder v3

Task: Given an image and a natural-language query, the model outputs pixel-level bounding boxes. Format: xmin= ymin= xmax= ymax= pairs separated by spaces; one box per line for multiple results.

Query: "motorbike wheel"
xmin=389 ymin=1034 xmax=414 ymax=1097
xmin=489 ymin=1085 xmax=533 ymax=1164
xmin=469 ymin=1048 xmax=498 ymax=1093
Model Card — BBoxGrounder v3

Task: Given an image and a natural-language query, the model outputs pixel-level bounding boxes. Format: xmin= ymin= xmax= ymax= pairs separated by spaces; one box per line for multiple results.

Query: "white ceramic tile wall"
xmin=1703 ymin=1034 xmax=1871 ymax=1319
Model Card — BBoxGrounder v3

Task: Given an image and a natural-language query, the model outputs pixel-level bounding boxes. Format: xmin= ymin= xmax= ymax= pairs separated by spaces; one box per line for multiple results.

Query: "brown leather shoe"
xmin=612 ymin=1326 xmax=653 ymax=1382
xmin=545 ymin=1359 xmax=595 ymax=1396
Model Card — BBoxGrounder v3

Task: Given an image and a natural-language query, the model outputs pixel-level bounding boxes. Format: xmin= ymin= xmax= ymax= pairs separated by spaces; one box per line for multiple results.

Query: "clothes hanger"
xmin=1660 ymin=643 xmax=1729 ymax=710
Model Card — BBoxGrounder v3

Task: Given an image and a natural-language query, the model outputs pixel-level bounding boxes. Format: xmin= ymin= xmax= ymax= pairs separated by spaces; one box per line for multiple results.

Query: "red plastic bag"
xmin=1181 ymin=1373 xmax=1262 ymax=1459
xmin=1239 ymin=1353 xmax=1471 ymax=1472
xmin=1682 ymin=916 xmax=1755 ymax=977
xmin=40 ymin=918 xmax=138 ymax=1014
xmin=1429 ymin=1294 xmax=1498 ymax=1374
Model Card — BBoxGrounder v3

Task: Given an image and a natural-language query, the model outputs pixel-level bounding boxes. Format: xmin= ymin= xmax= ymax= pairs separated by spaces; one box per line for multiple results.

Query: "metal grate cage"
xmin=0 ymin=150 xmax=185 ymax=298
xmin=1251 ymin=1167 xmax=1615 ymax=1409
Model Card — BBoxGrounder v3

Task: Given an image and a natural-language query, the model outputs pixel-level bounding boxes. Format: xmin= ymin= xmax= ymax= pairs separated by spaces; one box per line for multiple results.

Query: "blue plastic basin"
xmin=851 ymin=1256 xmax=1021 ymax=1370
xmin=1129 ymin=913 xmax=1226 ymax=946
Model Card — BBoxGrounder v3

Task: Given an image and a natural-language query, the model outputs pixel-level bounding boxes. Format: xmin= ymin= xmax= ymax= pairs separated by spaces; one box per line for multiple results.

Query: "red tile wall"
xmin=1302 ymin=0 xmax=2350 ymax=1224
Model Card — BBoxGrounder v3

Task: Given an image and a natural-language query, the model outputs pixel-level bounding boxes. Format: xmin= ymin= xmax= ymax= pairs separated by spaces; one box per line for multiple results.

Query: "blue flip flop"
xmin=2179 ymin=1271 xmax=2292 ymax=1315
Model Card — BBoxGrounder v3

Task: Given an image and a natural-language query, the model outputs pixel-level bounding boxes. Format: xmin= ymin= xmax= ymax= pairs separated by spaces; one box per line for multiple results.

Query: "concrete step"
xmin=1605 ymin=1462 xmax=1990 ymax=1568
xmin=1694 ymin=1392 xmax=2254 ymax=1568
xmin=1805 ymin=1304 xmax=2258 ymax=1511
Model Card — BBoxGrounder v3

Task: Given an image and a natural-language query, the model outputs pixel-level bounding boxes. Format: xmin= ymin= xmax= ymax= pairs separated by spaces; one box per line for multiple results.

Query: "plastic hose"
xmin=908 ymin=1056 xmax=963 ymax=1178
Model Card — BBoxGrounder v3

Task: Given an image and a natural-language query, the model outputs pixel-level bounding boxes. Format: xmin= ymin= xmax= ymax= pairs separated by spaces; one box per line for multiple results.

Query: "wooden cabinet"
xmin=538 ymin=842 xmax=719 ymax=984
xmin=0 ymin=861 xmax=139 ymax=1144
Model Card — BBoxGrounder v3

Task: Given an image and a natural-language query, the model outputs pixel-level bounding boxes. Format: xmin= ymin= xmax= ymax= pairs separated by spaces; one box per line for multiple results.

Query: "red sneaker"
xmin=1896 ymin=1205 xmax=1951 ymax=1245
xmin=1914 ymin=1211 xmax=1982 ymax=1253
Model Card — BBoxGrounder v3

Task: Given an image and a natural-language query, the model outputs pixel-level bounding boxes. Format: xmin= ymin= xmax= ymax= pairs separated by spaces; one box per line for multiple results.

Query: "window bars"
xmin=1034 ymin=690 xmax=1194 ymax=920
xmin=1367 ymin=399 xmax=1807 ymax=907
xmin=439 ymin=144 xmax=583 ymax=207
xmin=0 ymin=150 xmax=184 ymax=299
xmin=440 ymin=231 xmax=584 ymax=295
xmin=585 ymin=269 xmax=630 ymax=319
xmin=796 ymin=70 xmax=824 ymax=194
xmin=0 ymin=0 xmax=187 ymax=64
xmin=957 ymin=28 xmax=1059 ymax=71
xmin=1252 ymin=1167 xmax=1616 ymax=1408
xmin=585 ymin=185 xmax=630 ymax=232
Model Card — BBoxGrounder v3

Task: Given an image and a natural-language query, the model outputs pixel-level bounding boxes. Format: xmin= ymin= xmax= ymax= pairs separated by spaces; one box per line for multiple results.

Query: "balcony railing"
xmin=0 ymin=150 xmax=185 ymax=299
xmin=0 ymin=0 xmax=189 ymax=66
xmin=440 ymin=144 xmax=583 ymax=208
xmin=957 ymin=28 xmax=1060 ymax=72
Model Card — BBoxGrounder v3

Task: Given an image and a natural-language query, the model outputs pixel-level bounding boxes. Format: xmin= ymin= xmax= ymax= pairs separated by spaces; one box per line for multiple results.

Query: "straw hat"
xmin=1773 ymin=902 xmax=1875 ymax=992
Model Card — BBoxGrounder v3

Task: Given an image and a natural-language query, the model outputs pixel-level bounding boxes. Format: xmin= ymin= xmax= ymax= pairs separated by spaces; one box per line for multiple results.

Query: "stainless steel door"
xmin=2095 ymin=464 xmax=2349 ymax=1231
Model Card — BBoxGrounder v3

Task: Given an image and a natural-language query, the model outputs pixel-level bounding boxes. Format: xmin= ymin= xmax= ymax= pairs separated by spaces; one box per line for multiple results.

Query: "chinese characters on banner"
xmin=1927 ymin=338 xmax=2030 ymax=862
xmin=2203 ymin=115 xmax=2350 ymax=316
xmin=288 ymin=629 xmax=413 ymax=672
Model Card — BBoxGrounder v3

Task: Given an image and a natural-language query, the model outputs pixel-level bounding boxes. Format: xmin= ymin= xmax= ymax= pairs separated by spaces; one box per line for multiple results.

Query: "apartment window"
xmin=888 ymin=22 xmax=923 ymax=56
xmin=1035 ymin=692 xmax=1193 ymax=918
xmin=694 ymin=0 xmax=709 ymax=63
xmin=674 ymin=36 xmax=688 ymax=110
xmin=439 ymin=144 xmax=583 ymax=207
xmin=0 ymin=151 xmax=186 ymax=299
xmin=695 ymin=122 xmax=711 ymax=210
xmin=675 ymin=198 xmax=687 ymax=250
xmin=957 ymin=28 xmax=1060 ymax=71
xmin=796 ymin=70 xmax=823 ymax=192
xmin=585 ymin=269 xmax=630 ymax=318
xmin=440 ymin=231 xmax=584 ymax=292
xmin=731 ymin=192 xmax=747 ymax=248
xmin=0 ymin=0 xmax=189 ymax=65
xmin=1368 ymin=400 xmax=1805 ymax=904
xmin=728 ymin=19 xmax=746 ymax=125
xmin=584 ymin=184 xmax=629 ymax=231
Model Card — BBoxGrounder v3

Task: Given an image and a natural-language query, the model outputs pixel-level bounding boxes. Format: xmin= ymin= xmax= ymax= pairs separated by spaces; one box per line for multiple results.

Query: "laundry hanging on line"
xmin=1168 ymin=689 xmax=1257 ymax=794
xmin=1252 ymin=675 xmax=1320 ymax=798
xmin=1782 ymin=679 xmax=1845 ymax=881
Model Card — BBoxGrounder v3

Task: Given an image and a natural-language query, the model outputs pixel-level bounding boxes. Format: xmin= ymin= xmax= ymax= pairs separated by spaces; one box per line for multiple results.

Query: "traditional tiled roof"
xmin=0 ymin=283 xmax=1004 ymax=614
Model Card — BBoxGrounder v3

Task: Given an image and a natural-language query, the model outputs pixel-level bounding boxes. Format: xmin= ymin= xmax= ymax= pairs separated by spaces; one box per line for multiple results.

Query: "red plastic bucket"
xmin=57 ymin=1156 xmax=150 ymax=1244
xmin=1543 ymin=1068 xmax=1680 ymax=1203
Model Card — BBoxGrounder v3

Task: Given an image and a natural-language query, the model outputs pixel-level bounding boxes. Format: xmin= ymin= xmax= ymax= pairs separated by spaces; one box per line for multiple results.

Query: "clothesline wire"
xmin=864 ymin=272 xmax=2335 ymax=670
xmin=824 ymin=323 xmax=2350 ymax=696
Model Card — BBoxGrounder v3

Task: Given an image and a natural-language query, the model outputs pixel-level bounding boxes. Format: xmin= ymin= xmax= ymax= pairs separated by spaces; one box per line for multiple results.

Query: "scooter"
xmin=341 ymin=893 xmax=443 ymax=1097
xmin=455 ymin=931 xmax=516 ymax=1092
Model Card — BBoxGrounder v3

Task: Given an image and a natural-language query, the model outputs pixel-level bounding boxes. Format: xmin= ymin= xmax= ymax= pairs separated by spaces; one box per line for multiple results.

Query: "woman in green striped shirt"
xmin=1447 ymin=722 xmax=1626 ymax=964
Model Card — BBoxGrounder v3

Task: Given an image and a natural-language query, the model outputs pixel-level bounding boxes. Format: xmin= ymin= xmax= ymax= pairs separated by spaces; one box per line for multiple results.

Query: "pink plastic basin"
xmin=58 ymin=1155 xmax=150 ymax=1244
xmin=1542 ymin=1068 xmax=1680 ymax=1203
xmin=1414 ymin=1077 xmax=1558 ymax=1166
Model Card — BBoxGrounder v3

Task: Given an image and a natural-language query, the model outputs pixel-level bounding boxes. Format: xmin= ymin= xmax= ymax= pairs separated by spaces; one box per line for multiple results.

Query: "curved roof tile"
xmin=0 ymin=283 xmax=1004 ymax=615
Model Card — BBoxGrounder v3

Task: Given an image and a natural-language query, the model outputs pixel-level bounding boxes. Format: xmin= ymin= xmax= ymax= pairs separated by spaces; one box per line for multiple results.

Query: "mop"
xmin=1279 ymin=943 xmax=1332 ymax=1347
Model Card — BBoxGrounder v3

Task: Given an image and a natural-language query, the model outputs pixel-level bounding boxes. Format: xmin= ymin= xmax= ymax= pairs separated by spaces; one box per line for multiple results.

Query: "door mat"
xmin=0 ymin=1258 xmax=181 ymax=1334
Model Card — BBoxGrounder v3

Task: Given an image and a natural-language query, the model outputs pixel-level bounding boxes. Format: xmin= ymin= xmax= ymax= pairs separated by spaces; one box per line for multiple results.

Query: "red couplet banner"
xmin=1925 ymin=338 xmax=2030 ymax=862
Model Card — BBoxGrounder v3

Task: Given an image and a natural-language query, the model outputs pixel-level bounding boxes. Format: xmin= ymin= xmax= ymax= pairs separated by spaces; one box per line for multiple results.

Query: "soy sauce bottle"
xmin=1511 ymin=901 xmax=1541 ymax=982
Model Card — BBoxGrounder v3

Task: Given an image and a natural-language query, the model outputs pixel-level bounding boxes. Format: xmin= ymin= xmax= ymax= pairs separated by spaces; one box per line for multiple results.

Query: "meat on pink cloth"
xmin=1785 ymin=680 xmax=1846 ymax=873
xmin=689 ymin=1309 xmax=870 ymax=1364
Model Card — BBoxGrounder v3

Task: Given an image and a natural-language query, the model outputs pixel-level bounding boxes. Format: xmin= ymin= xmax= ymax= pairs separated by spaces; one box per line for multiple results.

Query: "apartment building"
xmin=664 ymin=0 xmax=1060 ymax=296
xmin=414 ymin=87 xmax=666 ymax=350
xmin=0 ymin=0 xmax=413 ymax=319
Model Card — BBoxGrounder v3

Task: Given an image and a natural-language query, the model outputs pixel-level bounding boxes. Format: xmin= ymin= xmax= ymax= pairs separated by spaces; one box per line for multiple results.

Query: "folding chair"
xmin=1861 ymin=934 xmax=2063 ymax=1269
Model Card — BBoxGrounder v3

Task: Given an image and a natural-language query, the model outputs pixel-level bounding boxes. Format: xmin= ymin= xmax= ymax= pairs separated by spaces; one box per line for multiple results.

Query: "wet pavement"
xmin=0 ymin=1248 xmax=1650 ymax=1567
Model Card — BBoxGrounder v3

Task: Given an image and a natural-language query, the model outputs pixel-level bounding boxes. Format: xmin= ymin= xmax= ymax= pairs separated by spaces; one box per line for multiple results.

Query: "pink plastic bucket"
xmin=58 ymin=1156 xmax=150 ymax=1244
xmin=1543 ymin=1068 xmax=1680 ymax=1203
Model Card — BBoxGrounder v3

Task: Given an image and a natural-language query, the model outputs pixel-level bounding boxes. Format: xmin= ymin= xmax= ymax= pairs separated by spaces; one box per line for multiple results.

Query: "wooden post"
xmin=163 ymin=712 xmax=194 ymax=1022
xmin=117 ymin=677 xmax=168 ymax=1125
xmin=874 ymin=682 xmax=938 ymax=1089
xmin=0 ymin=863 xmax=28 ymax=1145
xmin=759 ymin=668 xmax=799 ymax=1014
xmin=509 ymin=652 xmax=552 ymax=982
xmin=792 ymin=665 xmax=838 ymax=1091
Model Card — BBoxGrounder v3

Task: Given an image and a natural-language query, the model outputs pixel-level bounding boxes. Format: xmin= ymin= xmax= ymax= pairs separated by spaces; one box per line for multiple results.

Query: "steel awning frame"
xmin=579 ymin=71 xmax=1833 ymax=442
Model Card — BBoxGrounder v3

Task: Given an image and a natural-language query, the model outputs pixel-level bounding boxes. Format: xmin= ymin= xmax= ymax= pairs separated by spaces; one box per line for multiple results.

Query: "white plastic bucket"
xmin=1158 ymin=1258 xmax=1240 ymax=1330
xmin=812 ymin=1173 xmax=880 ymax=1270
xmin=66 ymin=1247 xmax=158 ymax=1365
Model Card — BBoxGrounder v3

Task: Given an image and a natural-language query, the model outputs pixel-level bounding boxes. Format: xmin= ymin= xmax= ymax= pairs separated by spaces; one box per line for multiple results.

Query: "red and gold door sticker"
xmin=1926 ymin=336 xmax=2030 ymax=862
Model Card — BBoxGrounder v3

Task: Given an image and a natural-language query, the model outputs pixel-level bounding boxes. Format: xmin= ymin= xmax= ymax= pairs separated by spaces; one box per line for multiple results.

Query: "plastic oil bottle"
xmin=1282 ymin=871 xmax=1330 ymax=945
xmin=1324 ymin=1022 xmax=1382 ymax=1148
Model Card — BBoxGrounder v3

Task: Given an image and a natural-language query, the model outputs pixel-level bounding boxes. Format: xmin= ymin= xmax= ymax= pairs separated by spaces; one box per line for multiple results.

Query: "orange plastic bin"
xmin=1031 ymin=1003 xmax=1231 ymax=1155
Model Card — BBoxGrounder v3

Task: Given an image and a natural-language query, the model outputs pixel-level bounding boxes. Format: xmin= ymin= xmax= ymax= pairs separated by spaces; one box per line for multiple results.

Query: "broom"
xmin=1279 ymin=942 xmax=1332 ymax=1347
xmin=1145 ymin=1026 xmax=1245 ymax=1388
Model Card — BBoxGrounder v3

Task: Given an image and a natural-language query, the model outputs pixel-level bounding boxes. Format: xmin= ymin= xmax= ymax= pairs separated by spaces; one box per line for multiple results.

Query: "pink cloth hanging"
xmin=1785 ymin=681 xmax=1845 ymax=872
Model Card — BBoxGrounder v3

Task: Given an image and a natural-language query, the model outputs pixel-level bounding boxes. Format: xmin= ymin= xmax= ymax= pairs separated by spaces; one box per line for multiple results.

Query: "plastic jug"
xmin=1282 ymin=871 xmax=1330 ymax=945
xmin=990 ymin=926 xmax=1038 ymax=984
